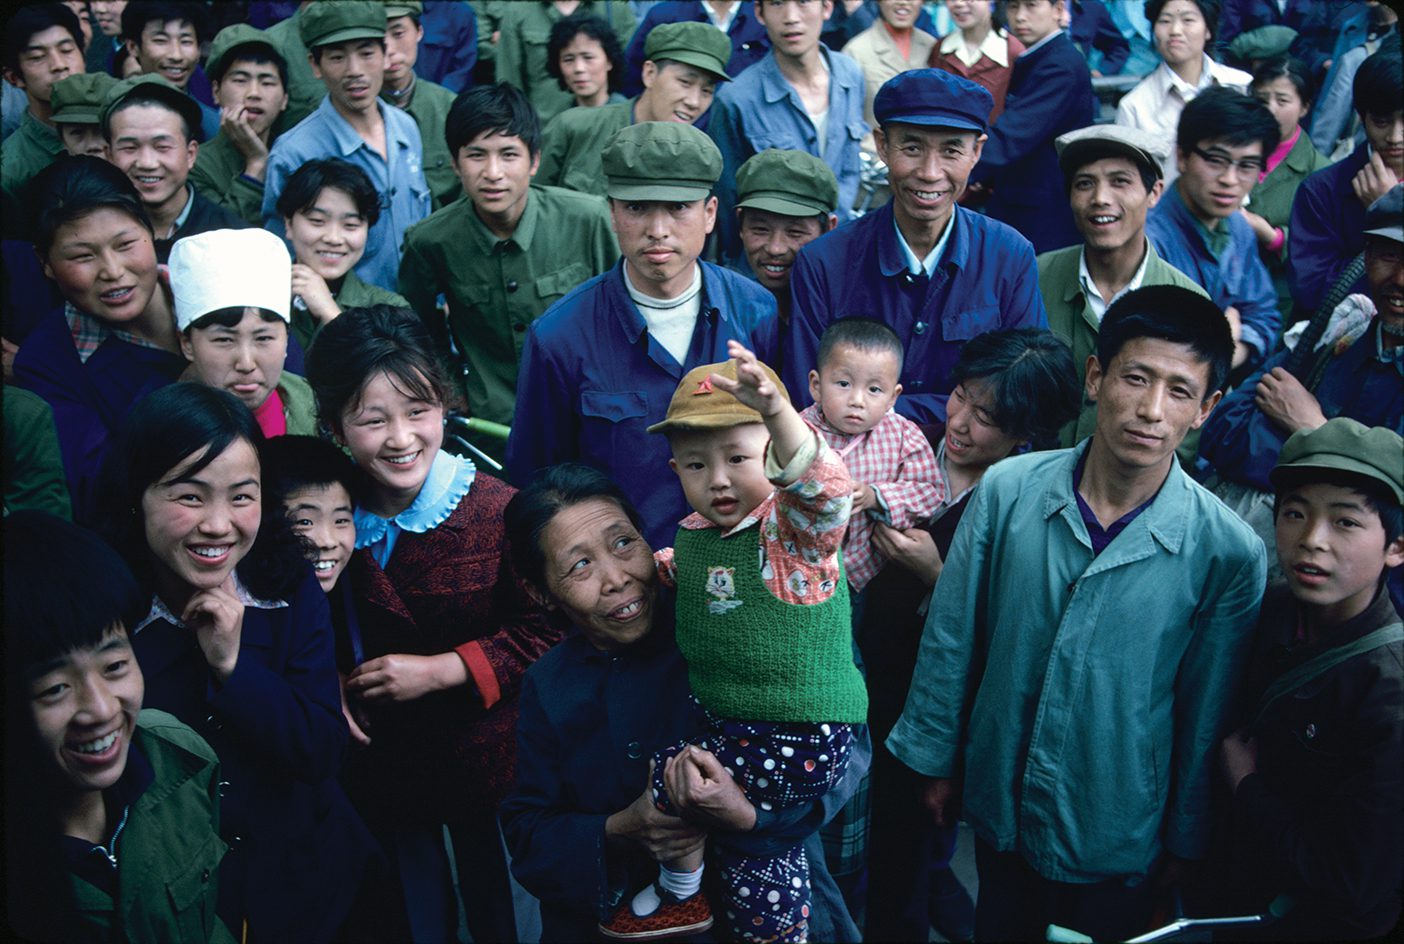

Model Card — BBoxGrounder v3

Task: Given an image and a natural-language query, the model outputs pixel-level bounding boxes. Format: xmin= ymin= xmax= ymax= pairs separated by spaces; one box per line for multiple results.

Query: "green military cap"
xmin=736 ymin=149 xmax=839 ymax=217
xmin=602 ymin=121 xmax=723 ymax=201
xmin=1228 ymin=25 xmax=1298 ymax=63
xmin=1270 ymin=418 xmax=1404 ymax=505
xmin=51 ymin=73 xmax=117 ymax=125
xmin=207 ymin=24 xmax=286 ymax=83
xmin=100 ymin=74 xmax=204 ymax=137
xmin=299 ymin=0 xmax=387 ymax=49
xmin=384 ymin=1 xmax=424 ymax=19
xmin=644 ymin=21 xmax=731 ymax=82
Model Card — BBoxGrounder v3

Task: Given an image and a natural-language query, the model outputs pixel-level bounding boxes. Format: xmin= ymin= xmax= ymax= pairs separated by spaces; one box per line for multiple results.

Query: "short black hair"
xmin=29 ymin=154 xmax=153 ymax=257
xmin=4 ymin=4 xmax=83 ymax=74
xmin=102 ymin=89 xmax=196 ymax=142
xmin=1251 ymin=54 xmax=1316 ymax=109
xmin=304 ymin=304 xmax=448 ymax=433
xmin=274 ymin=157 xmax=382 ymax=227
xmin=1353 ymin=45 xmax=1403 ymax=121
xmin=260 ymin=434 xmax=360 ymax=512
xmin=504 ymin=462 xmax=647 ymax=590
xmin=1144 ymin=0 xmax=1220 ymax=40
xmin=1177 ymin=86 xmax=1279 ymax=156
xmin=209 ymin=40 xmax=288 ymax=87
xmin=950 ymin=328 xmax=1081 ymax=447
xmin=445 ymin=82 xmax=542 ymax=158
xmin=1096 ymin=285 xmax=1233 ymax=397
xmin=545 ymin=13 xmax=624 ymax=95
xmin=308 ymin=36 xmax=385 ymax=64
xmin=186 ymin=306 xmax=286 ymax=334
xmin=1062 ymin=142 xmax=1159 ymax=195
xmin=1272 ymin=468 xmax=1404 ymax=548
xmin=816 ymin=317 xmax=905 ymax=375
xmin=120 ymin=0 xmax=211 ymax=45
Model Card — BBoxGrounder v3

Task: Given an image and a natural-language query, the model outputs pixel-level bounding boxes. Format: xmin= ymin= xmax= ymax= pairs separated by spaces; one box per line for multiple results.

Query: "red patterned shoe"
xmin=598 ymin=885 xmax=714 ymax=940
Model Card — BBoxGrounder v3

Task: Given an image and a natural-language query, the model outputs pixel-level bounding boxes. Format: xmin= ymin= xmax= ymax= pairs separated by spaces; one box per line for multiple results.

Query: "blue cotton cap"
xmin=873 ymin=68 xmax=992 ymax=135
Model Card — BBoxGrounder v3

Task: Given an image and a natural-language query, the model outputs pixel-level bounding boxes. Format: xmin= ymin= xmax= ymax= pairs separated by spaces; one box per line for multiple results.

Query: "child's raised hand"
xmin=711 ymin=339 xmax=785 ymax=417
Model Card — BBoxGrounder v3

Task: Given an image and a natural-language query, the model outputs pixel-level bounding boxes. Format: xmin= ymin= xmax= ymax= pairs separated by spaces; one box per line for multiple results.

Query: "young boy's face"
xmin=668 ymin=422 xmax=774 ymax=530
xmin=808 ymin=342 xmax=902 ymax=436
xmin=179 ymin=307 xmax=288 ymax=412
xmin=59 ymin=121 xmax=109 ymax=158
xmin=1275 ymin=482 xmax=1404 ymax=623
xmin=28 ymin=626 xmax=144 ymax=796
xmin=284 ymin=482 xmax=356 ymax=593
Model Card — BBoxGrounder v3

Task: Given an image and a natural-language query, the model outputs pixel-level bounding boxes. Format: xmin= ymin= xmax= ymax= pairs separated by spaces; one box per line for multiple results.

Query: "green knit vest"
xmin=673 ymin=526 xmax=868 ymax=724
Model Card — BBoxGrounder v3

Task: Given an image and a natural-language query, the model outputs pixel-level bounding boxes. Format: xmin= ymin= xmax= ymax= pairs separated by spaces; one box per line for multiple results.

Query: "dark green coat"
xmin=387 ymin=77 xmax=461 ymax=210
xmin=290 ymin=269 xmax=411 ymax=352
xmin=189 ymin=131 xmax=268 ymax=227
xmin=496 ymin=0 xmax=635 ymax=124
xmin=1249 ymin=130 xmax=1332 ymax=318
xmin=538 ymin=99 xmax=633 ymax=196
xmin=3 ymin=385 xmax=72 ymax=519
xmin=266 ymin=10 xmax=323 ymax=129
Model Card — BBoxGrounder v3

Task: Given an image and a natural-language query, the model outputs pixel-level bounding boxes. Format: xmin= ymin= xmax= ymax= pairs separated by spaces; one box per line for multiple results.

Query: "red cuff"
xmin=454 ymin=640 xmax=501 ymax=710
xmin=1267 ymin=228 xmax=1285 ymax=253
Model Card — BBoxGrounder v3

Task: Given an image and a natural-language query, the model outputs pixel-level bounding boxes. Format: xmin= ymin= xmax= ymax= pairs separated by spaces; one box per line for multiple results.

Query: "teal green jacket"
xmin=887 ymin=442 xmax=1266 ymax=881
xmin=278 ymin=372 xmax=318 ymax=436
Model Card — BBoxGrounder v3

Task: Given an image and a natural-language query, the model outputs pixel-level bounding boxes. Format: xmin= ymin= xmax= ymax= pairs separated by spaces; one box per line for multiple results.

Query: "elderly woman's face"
xmin=539 ymin=497 xmax=658 ymax=651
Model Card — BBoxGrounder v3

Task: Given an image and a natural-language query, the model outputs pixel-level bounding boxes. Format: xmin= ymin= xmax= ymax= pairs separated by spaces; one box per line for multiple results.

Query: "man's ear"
xmin=824 ymin=213 xmax=838 ymax=233
xmin=178 ymin=330 xmax=195 ymax=362
xmin=1189 ymin=389 xmax=1222 ymax=430
xmin=1385 ymin=533 xmax=1404 ymax=570
xmin=1083 ymin=354 xmax=1103 ymax=404
xmin=2 ymin=67 xmax=23 ymax=90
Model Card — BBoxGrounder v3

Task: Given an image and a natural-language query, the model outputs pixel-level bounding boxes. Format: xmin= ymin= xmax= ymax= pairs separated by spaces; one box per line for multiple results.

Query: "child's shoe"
xmin=597 ymin=884 xmax=713 ymax=940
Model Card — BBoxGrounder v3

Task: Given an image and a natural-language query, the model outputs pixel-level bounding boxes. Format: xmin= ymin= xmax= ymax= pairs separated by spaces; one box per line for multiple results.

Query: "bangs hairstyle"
xmin=260 ymin=433 xmax=361 ymax=510
xmin=274 ymin=157 xmax=382 ymax=227
xmin=817 ymin=317 xmax=906 ymax=374
xmin=210 ymin=40 xmax=289 ymax=86
xmin=950 ymin=328 xmax=1081 ymax=447
xmin=3 ymin=511 xmax=147 ymax=673
xmin=1144 ymin=0 xmax=1220 ymax=40
xmin=1251 ymin=54 xmax=1315 ymax=108
xmin=1272 ymin=468 xmax=1404 ymax=546
xmin=546 ymin=13 xmax=624 ymax=95
xmin=3 ymin=3 xmax=84 ymax=74
xmin=445 ymin=82 xmax=542 ymax=158
xmin=1353 ymin=45 xmax=1403 ymax=120
xmin=187 ymin=306 xmax=287 ymax=333
xmin=1096 ymin=285 xmax=1233 ymax=396
xmin=97 ymin=382 xmax=308 ymax=601
xmin=1176 ymin=86 xmax=1279 ymax=156
xmin=303 ymin=304 xmax=448 ymax=432
xmin=504 ymin=462 xmax=647 ymax=590
xmin=120 ymin=0 xmax=213 ymax=44
xmin=28 ymin=154 xmax=153 ymax=256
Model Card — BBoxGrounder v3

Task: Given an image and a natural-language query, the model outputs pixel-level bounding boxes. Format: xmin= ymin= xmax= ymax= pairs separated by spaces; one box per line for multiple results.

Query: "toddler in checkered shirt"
xmin=800 ymin=318 xmax=947 ymax=595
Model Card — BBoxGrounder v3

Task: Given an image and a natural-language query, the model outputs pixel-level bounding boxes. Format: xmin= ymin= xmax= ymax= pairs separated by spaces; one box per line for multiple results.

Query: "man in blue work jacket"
xmin=783 ymin=68 xmax=1048 ymax=425
xmin=505 ymin=121 xmax=777 ymax=549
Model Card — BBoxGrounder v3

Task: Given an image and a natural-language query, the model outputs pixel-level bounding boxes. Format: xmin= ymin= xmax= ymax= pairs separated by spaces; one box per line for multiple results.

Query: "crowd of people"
xmin=2 ymin=1 xmax=1401 ymax=943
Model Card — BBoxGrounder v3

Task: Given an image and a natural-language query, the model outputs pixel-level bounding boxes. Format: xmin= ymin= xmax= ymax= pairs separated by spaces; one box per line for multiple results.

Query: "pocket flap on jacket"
xmin=580 ymin=390 xmax=647 ymax=423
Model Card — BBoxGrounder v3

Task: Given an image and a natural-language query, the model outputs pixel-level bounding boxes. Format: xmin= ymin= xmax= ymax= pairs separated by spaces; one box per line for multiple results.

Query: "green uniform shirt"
xmin=397 ymin=184 xmax=619 ymax=425
xmin=385 ymin=77 xmax=460 ymax=209
xmin=189 ymin=131 xmax=267 ymax=227
xmin=496 ymin=0 xmax=635 ymax=125
xmin=278 ymin=372 xmax=319 ymax=435
xmin=1249 ymin=130 xmax=1331 ymax=318
xmin=2 ymin=110 xmax=64 ymax=233
xmin=3 ymin=386 xmax=72 ymax=520
xmin=538 ymin=99 xmax=633 ymax=195
xmin=290 ymin=268 xmax=411 ymax=351
xmin=266 ymin=10 xmax=323 ymax=129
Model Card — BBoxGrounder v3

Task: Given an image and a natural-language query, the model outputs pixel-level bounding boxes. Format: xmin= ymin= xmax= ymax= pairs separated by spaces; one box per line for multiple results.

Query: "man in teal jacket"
xmin=888 ymin=285 xmax=1267 ymax=941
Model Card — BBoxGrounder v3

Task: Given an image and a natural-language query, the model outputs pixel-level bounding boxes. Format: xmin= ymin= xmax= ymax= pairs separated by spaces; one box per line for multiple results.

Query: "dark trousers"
xmin=973 ymin=838 xmax=1153 ymax=942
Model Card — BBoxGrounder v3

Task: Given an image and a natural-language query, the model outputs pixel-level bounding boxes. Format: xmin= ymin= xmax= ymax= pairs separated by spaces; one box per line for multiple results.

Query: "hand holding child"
xmin=605 ymin=763 xmax=708 ymax=863
xmin=663 ymin=745 xmax=758 ymax=832
xmin=872 ymin=522 xmax=944 ymax=587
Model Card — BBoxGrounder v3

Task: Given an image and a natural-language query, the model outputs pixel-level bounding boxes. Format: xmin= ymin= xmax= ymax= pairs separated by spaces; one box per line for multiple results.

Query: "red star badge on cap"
xmin=692 ymin=378 xmax=713 ymax=395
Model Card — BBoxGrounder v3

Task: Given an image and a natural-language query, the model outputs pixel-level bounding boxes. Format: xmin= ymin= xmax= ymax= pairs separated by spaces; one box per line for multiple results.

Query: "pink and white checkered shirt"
xmin=800 ymin=403 xmax=946 ymax=591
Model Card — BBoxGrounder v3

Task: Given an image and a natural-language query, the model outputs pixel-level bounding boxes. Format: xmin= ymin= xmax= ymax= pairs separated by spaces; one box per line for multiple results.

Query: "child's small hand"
xmin=711 ymin=340 xmax=785 ymax=417
xmin=851 ymin=483 xmax=875 ymax=513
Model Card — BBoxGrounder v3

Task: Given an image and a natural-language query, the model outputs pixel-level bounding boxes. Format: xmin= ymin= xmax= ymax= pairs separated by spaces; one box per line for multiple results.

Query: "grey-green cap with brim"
xmin=51 ymin=72 xmax=117 ymax=125
xmin=1364 ymin=184 xmax=1402 ymax=243
xmin=602 ymin=121 xmax=723 ymax=202
xmin=299 ymin=0 xmax=387 ymax=49
xmin=207 ymin=24 xmax=286 ymax=83
xmin=644 ymin=20 xmax=731 ymax=81
xmin=384 ymin=1 xmax=423 ymax=19
xmin=100 ymin=74 xmax=204 ymax=137
xmin=1056 ymin=123 xmax=1166 ymax=181
xmin=1270 ymin=417 xmax=1404 ymax=505
xmin=736 ymin=149 xmax=839 ymax=217
xmin=1228 ymin=25 xmax=1298 ymax=62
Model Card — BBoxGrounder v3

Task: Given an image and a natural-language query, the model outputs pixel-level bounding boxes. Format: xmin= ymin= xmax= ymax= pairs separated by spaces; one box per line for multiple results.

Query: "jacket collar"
xmin=462 ymin=185 xmax=541 ymax=255
xmin=354 ymin=449 xmax=477 ymax=548
xmin=1041 ymin=440 xmax=1189 ymax=560
xmin=875 ymin=203 xmax=972 ymax=279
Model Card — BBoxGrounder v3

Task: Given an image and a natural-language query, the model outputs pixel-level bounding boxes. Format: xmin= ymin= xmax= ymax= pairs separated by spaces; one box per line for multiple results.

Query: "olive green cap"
xmin=1228 ymin=25 xmax=1298 ymax=62
xmin=644 ymin=20 xmax=731 ymax=81
xmin=100 ymin=74 xmax=204 ymax=138
xmin=299 ymin=0 xmax=387 ymax=49
xmin=384 ymin=1 xmax=423 ymax=20
xmin=1270 ymin=418 xmax=1404 ymax=505
xmin=206 ymin=24 xmax=286 ymax=83
xmin=51 ymin=73 xmax=117 ymax=125
xmin=736 ymin=149 xmax=839 ymax=217
xmin=648 ymin=359 xmax=789 ymax=434
xmin=602 ymin=121 xmax=723 ymax=202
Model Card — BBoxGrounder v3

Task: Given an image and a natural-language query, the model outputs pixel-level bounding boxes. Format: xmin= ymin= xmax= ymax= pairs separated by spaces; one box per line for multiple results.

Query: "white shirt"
xmin=1114 ymin=55 xmax=1253 ymax=185
xmin=1077 ymin=239 xmax=1153 ymax=323
xmin=894 ymin=210 xmax=956 ymax=277
xmin=702 ymin=0 xmax=738 ymax=33
xmin=625 ymin=263 xmax=702 ymax=366
xmin=939 ymin=26 xmax=1013 ymax=69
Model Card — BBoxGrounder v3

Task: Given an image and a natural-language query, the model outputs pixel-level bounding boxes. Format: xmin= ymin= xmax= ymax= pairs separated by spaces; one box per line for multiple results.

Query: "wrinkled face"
xmin=944 ymin=380 xmax=1026 ymax=474
xmin=59 ymin=121 xmax=109 ymax=158
xmin=639 ymin=60 xmax=717 ymax=124
xmin=1365 ymin=237 xmax=1404 ymax=333
xmin=284 ymin=186 xmax=369 ymax=282
xmin=454 ymin=131 xmax=539 ymax=222
xmin=211 ymin=57 xmax=288 ymax=139
xmin=42 ymin=207 xmax=158 ymax=323
xmin=1363 ymin=109 xmax=1404 ymax=177
xmin=739 ymin=207 xmax=829 ymax=293
xmin=668 ymin=423 xmax=774 ymax=530
xmin=808 ymin=343 xmax=901 ymax=436
xmin=28 ymin=627 xmax=144 ymax=797
xmin=877 ymin=0 xmax=921 ymax=30
xmin=1069 ymin=156 xmax=1161 ymax=254
xmin=108 ymin=102 xmax=197 ymax=215
xmin=1276 ymin=483 xmax=1404 ymax=620
xmin=383 ymin=14 xmax=422 ymax=89
xmin=1175 ymin=138 xmax=1265 ymax=223
xmin=180 ymin=308 xmax=288 ymax=412
xmin=610 ymin=197 xmax=717 ymax=296
xmin=142 ymin=438 xmax=263 ymax=597
xmin=1254 ymin=75 xmax=1307 ymax=142
xmin=283 ymin=483 xmax=356 ymax=593
xmin=1153 ymin=0 xmax=1208 ymax=68
xmin=4 ymin=24 xmax=84 ymax=105
xmin=876 ymin=124 xmax=984 ymax=231
xmin=945 ymin=0 xmax=991 ymax=30
xmin=1085 ymin=338 xmax=1218 ymax=473
xmin=338 ymin=370 xmax=445 ymax=512
xmin=1005 ymin=0 xmax=1063 ymax=47
xmin=311 ymin=39 xmax=385 ymax=115
xmin=128 ymin=17 xmax=199 ymax=89
xmin=558 ymin=32 xmax=612 ymax=104
xmin=537 ymin=498 xmax=659 ymax=651
xmin=755 ymin=0 xmax=833 ymax=60
xmin=91 ymin=0 xmax=126 ymax=37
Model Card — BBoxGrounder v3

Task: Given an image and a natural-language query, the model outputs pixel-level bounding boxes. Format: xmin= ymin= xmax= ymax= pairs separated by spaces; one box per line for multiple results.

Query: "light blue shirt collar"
xmin=354 ymin=449 xmax=476 ymax=566
xmin=893 ymin=210 xmax=955 ymax=277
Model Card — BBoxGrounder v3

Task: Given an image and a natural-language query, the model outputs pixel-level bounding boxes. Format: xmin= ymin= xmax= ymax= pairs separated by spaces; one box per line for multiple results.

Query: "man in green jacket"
xmin=380 ymin=1 xmax=460 ymax=209
xmin=398 ymin=83 xmax=618 ymax=426
xmin=1039 ymin=124 xmax=1208 ymax=451
xmin=264 ymin=0 xmax=323 ymax=127
xmin=888 ymin=287 xmax=1267 ymax=941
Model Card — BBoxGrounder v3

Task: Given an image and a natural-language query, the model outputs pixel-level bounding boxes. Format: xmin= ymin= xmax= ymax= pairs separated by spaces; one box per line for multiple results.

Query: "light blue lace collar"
xmin=354 ymin=450 xmax=476 ymax=549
